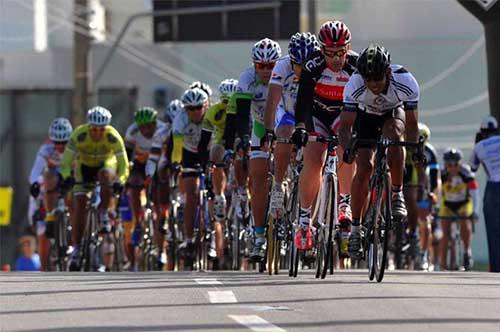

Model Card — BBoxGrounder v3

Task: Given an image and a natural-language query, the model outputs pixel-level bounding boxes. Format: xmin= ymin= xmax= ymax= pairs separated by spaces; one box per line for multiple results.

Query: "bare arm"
xmin=264 ymin=84 xmax=283 ymax=131
xmin=405 ymin=109 xmax=419 ymax=143
xmin=338 ymin=111 xmax=357 ymax=150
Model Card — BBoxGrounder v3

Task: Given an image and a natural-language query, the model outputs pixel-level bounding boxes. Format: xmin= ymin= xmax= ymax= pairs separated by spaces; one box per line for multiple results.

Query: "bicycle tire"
xmin=315 ymin=228 xmax=325 ymax=279
xmin=374 ymin=173 xmax=391 ymax=282
xmin=323 ymin=174 xmax=337 ymax=279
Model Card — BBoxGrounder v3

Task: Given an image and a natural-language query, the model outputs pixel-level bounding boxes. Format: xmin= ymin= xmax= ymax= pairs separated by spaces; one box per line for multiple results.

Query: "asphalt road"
xmin=1 ymin=270 xmax=499 ymax=332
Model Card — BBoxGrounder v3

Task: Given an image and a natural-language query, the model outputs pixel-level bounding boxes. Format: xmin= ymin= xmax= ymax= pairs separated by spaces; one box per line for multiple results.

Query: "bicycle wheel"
xmin=82 ymin=209 xmax=98 ymax=272
xmin=315 ymin=227 xmax=325 ymax=279
xmin=273 ymin=220 xmax=281 ymax=275
xmin=323 ymin=175 xmax=337 ymax=278
xmin=373 ymin=173 xmax=391 ymax=282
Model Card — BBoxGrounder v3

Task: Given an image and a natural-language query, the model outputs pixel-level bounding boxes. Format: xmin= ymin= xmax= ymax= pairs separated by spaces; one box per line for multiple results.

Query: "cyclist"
xmin=172 ymin=87 xmax=210 ymax=261
xmin=438 ymin=148 xmax=479 ymax=271
xmin=164 ymin=99 xmax=183 ymax=124
xmin=61 ymin=106 xmax=129 ymax=270
xmin=228 ymin=38 xmax=282 ymax=261
xmin=416 ymin=123 xmax=441 ymax=270
xmin=29 ymin=117 xmax=72 ymax=271
xmin=292 ymin=21 xmax=357 ymax=251
xmin=339 ymin=44 xmax=422 ymax=259
xmin=264 ymin=32 xmax=320 ymax=220
xmin=125 ymin=107 xmax=172 ymax=270
xmin=202 ymin=78 xmax=239 ymax=261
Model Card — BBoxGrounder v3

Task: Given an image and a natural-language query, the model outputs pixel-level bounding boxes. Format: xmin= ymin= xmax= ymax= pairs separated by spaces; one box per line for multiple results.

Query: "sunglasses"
xmin=322 ymin=48 xmax=347 ymax=58
xmin=54 ymin=141 xmax=68 ymax=146
xmin=445 ymin=162 xmax=459 ymax=168
xmin=185 ymin=105 xmax=204 ymax=112
xmin=254 ymin=62 xmax=275 ymax=70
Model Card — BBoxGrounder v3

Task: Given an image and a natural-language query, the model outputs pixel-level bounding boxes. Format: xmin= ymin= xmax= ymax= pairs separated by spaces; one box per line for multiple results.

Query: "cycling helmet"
xmin=49 ymin=117 xmax=73 ymax=142
xmin=418 ymin=122 xmax=431 ymax=142
xmin=218 ymin=79 xmax=238 ymax=100
xmin=251 ymin=38 xmax=282 ymax=63
xmin=317 ymin=20 xmax=351 ymax=47
xmin=87 ymin=106 xmax=112 ymax=126
xmin=182 ymin=87 xmax=208 ymax=107
xmin=134 ymin=107 xmax=158 ymax=126
xmin=480 ymin=115 xmax=498 ymax=131
xmin=356 ymin=44 xmax=391 ymax=79
xmin=165 ymin=99 xmax=183 ymax=122
xmin=288 ymin=32 xmax=320 ymax=64
xmin=443 ymin=148 xmax=463 ymax=163
xmin=189 ymin=81 xmax=213 ymax=98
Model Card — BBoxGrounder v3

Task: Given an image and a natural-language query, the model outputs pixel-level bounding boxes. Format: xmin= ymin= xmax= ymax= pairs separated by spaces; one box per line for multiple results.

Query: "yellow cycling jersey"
xmin=202 ymin=102 xmax=228 ymax=145
xmin=61 ymin=124 xmax=129 ymax=183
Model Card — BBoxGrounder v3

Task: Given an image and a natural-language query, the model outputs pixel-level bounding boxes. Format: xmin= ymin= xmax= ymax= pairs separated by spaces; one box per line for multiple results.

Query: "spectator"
xmin=15 ymin=234 xmax=41 ymax=272
xmin=470 ymin=115 xmax=500 ymax=272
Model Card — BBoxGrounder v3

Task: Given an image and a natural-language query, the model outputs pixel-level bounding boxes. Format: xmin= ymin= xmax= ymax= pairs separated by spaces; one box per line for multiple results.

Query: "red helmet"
xmin=318 ymin=20 xmax=351 ymax=47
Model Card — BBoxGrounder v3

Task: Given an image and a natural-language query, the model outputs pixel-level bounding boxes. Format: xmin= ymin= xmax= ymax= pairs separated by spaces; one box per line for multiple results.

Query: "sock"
xmin=340 ymin=193 xmax=351 ymax=205
xmin=255 ymin=226 xmax=265 ymax=237
xmin=351 ymin=218 xmax=361 ymax=232
xmin=392 ymin=185 xmax=403 ymax=193
xmin=299 ymin=206 xmax=311 ymax=227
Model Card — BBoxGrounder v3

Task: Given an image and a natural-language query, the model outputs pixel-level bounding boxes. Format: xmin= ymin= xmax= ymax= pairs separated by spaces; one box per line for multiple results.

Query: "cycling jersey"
xmin=269 ymin=55 xmax=299 ymax=115
xmin=295 ymin=50 xmax=358 ymax=133
xmin=441 ymin=164 xmax=477 ymax=204
xmin=61 ymin=124 xmax=129 ymax=183
xmin=125 ymin=120 xmax=171 ymax=164
xmin=202 ymin=102 xmax=228 ymax=145
xmin=470 ymin=135 xmax=500 ymax=182
xmin=171 ymin=110 xmax=204 ymax=163
xmin=344 ymin=65 xmax=419 ymax=115
xmin=29 ymin=140 xmax=64 ymax=184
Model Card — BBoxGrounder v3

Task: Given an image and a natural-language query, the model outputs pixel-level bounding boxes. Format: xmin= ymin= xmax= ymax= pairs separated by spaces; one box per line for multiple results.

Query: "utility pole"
xmin=308 ymin=0 xmax=317 ymax=33
xmin=72 ymin=0 xmax=91 ymax=125
xmin=457 ymin=0 xmax=500 ymax=122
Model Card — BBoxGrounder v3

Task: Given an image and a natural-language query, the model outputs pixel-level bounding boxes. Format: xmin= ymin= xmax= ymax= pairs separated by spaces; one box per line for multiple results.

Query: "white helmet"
xmin=49 ymin=117 xmax=73 ymax=142
xmin=189 ymin=81 xmax=212 ymax=98
xmin=218 ymin=79 xmax=238 ymax=100
xmin=480 ymin=115 xmax=498 ymax=131
xmin=165 ymin=99 xmax=183 ymax=122
xmin=182 ymin=88 xmax=208 ymax=107
xmin=251 ymin=38 xmax=281 ymax=63
xmin=87 ymin=106 xmax=111 ymax=126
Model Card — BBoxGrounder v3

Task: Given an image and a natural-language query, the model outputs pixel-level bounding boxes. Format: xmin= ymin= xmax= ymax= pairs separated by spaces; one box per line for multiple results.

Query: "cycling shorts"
xmin=74 ymin=158 xmax=117 ymax=194
xmin=439 ymin=199 xmax=473 ymax=220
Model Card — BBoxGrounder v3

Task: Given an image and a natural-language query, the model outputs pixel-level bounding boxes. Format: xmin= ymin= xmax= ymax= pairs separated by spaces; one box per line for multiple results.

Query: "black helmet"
xmin=443 ymin=148 xmax=463 ymax=163
xmin=357 ymin=44 xmax=391 ymax=79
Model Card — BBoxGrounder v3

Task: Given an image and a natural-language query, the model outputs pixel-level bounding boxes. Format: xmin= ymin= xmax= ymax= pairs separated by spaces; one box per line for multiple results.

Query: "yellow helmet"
xmin=418 ymin=122 xmax=431 ymax=142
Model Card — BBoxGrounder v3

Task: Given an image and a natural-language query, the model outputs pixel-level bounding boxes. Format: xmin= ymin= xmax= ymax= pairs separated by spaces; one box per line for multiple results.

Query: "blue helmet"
xmin=288 ymin=32 xmax=320 ymax=64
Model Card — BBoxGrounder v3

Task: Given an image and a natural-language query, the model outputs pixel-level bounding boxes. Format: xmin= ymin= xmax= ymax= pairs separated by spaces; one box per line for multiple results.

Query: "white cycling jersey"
xmin=237 ymin=67 xmax=269 ymax=124
xmin=344 ymin=64 xmax=419 ymax=115
xmin=470 ymin=135 xmax=500 ymax=182
xmin=269 ymin=55 xmax=299 ymax=115
xmin=172 ymin=110 xmax=203 ymax=154
xmin=125 ymin=120 xmax=171 ymax=163
xmin=29 ymin=140 xmax=64 ymax=184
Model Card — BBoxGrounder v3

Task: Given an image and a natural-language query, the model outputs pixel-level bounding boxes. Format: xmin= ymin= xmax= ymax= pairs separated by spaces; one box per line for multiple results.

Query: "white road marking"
xmin=194 ymin=278 xmax=222 ymax=285
xmin=208 ymin=290 xmax=237 ymax=303
xmin=229 ymin=315 xmax=286 ymax=332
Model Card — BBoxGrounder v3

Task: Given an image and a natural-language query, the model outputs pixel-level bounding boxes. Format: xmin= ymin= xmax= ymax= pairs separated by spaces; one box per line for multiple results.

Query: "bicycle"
xmin=437 ymin=212 xmax=472 ymax=271
xmin=137 ymin=183 xmax=157 ymax=271
xmin=77 ymin=182 xmax=104 ymax=272
xmin=45 ymin=188 xmax=71 ymax=271
xmin=352 ymin=137 xmax=424 ymax=282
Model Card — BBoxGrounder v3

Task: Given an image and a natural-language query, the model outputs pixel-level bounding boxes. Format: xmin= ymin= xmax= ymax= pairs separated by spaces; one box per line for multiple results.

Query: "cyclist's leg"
xmin=181 ymin=149 xmax=200 ymax=246
xmin=210 ymin=143 xmax=226 ymax=258
xmin=383 ymin=108 xmax=407 ymax=217
xmin=97 ymin=163 xmax=115 ymax=230
xmin=127 ymin=162 xmax=145 ymax=228
xmin=438 ymin=204 xmax=452 ymax=270
xmin=298 ymin=116 xmax=328 ymax=223
xmin=418 ymin=201 xmax=433 ymax=268
xmin=332 ymin=116 xmax=355 ymax=223
xmin=458 ymin=200 xmax=474 ymax=268
xmin=271 ymin=110 xmax=294 ymax=218
xmin=249 ymin=131 xmax=270 ymax=252
xmin=38 ymin=171 xmax=60 ymax=270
